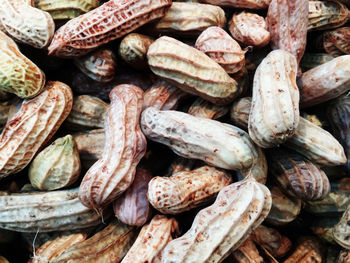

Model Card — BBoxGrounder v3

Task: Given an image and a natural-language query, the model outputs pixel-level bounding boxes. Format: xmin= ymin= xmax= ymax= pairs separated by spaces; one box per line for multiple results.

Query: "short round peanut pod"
xmin=119 ymin=33 xmax=154 ymax=70
xmin=29 ymin=135 xmax=81 ymax=191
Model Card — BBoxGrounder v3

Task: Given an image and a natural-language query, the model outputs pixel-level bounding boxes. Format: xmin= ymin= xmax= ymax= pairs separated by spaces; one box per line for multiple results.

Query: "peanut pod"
xmin=141 ymin=107 xmax=258 ymax=171
xmin=333 ymin=205 xmax=350 ymax=249
xmin=0 ymin=81 xmax=73 ymax=178
xmin=198 ymin=0 xmax=270 ymax=9
xmin=188 ymin=97 xmax=229 ymax=120
xmin=230 ymin=238 xmax=264 ymax=263
xmin=283 ymin=237 xmax=324 ymax=263
xmin=300 ymin=53 xmax=335 ymax=71
xmin=322 ymin=27 xmax=350 ymax=57
xmin=147 ymin=166 xmax=232 ymax=214
xmin=79 ymin=84 xmax=146 ymax=209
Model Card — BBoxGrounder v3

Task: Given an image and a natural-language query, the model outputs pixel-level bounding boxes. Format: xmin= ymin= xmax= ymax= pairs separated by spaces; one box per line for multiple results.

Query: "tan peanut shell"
xmin=79 ymin=85 xmax=146 ymax=210
xmin=143 ymin=79 xmax=188 ymax=111
xmin=298 ymin=55 xmax=350 ymax=108
xmin=0 ymin=0 xmax=54 ymax=48
xmin=283 ymin=237 xmax=323 ymax=263
xmin=230 ymin=97 xmax=251 ymax=129
xmin=267 ymin=0 xmax=308 ymax=64
xmin=0 ymin=256 xmax=8 ymax=263
xmin=322 ymin=27 xmax=350 ymax=56
xmin=0 ymin=188 xmax=106 ymax=232
xmin=73 ymin=129 xmax=105 ymax=169
xmin=308 ymin=0 xmax=349 ymax=31
xmin=230 ymin=238 xmax=264 ymax=263
xmin=30 ymin=233 xmax=87 ymax=263
xmin=65 ymin=95 xmax=109 ymax=130
xmin=51 ymin=220 xmax=137 ymax=263
xmin=333 ymin=205 xmax=350 ymax=249
xmin=113 ymin=168 xmax=152 ymax=226
xmin=198 ymin=0 xmax=270 ymax=9
xmin=0 ymin=31 xmax=45 ymax=98
xmin=48 ymin=0 xmax=172 ymax=57
xmin=121 ymin=215 xmax=180 ymax=263
xmin=148 ymin=166 xmax=232 ymax=214
xmin=34 ymin=0 xmax=100 ymax=21
xmin=119 ymin=33 xmax=154 ymax=70
xmin=248 ymin=50 xmax=299 ymax=148
xmin=266 ymin=185 xmax=301 ymax=226
xmin=269 ymin=148 xmax=330 ymax=201
xmin=161 ymin=177 xmax=272 ymax=263
xmin=165 ymin=156 xmax=197 ymax=177
xmin=141 ymin=107 xmax=258 ymax=171
xmin=241 ymin=146 xmax=268 ymax=184
xmin=74 ymin=49 xmax=116 ymax=82
xmin=29 ymin=135 xmax=81 ymax=191
xmin=147 ymin=36 xmax=238 ymax=105
xmin=0 ymin=81 xmax=73 ymax=179
xmin=188 ymin=97 xmax=229 ymax=120
xmin=195 ymin=26 xmax=246 ymax=74
xmin=154 ymin=3 xmax=225 ymax=37
xmin=251 ymin=225 xmax=292 ymax=258
xmin=229 ymin=11 xmax=271 ymax=48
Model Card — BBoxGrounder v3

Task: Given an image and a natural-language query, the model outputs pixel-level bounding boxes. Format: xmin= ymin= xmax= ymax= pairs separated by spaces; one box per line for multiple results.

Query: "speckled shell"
xmin=267 ymin=0 xmax=308 ymax=63
xmin=266 ymin=185 xmax=301 ymax=226
xmin=198 ymin=0 xmax=270 ymax=9
xmin=119 ymin=33 xmax=154 ymax=70
xmin=333 ymin=205 xmax=350 ymax=249
xmin=161 ymin=177 xmax=271 ymax=263
xmin=141 ymin=107 xmax=258 ymax=171
xmin=248 ymin=50 xmax=299 ymax=148
xmin=79 ymin=85 xmax=146 ymax=210
xmin=230 ymin=97 xmax=251 ymax=129
xmin=147 ymin=36 xmax=238 ymax=105
xmin=74 ymin=49 xmax=117 ymax=82
xmin=34 ymin=0 xmax=100 ymax=21
xmin=73 ymin=129 xmax=105 ymax=169
xmin=0 ymin=0 xmax=54 ymax=48
xmin=283 ymin=237 xmax=323 ymax=263
xmin=143 ymin=79 xmax=188 ymax=111
xmin=29 ymin=135 xmax=81 ymax=191
xmin=269 ymin=148 xmax=330 ymax=201
xmin=0 ymin=31 xmax=45 ymax=98
xmin=113 ymin=168 xmax=152 ymax=226
xmin=121 ymin=215 xmax=180 ymax=263
xmin=195 ymin=26 xmax=246 ymax=74
xmin=229 ymin=11 xmax=271 ymax=47
xmin=0 ymin=188 xmax=106 ymax=232
xmin=48 ymin=0 xmax=172 ymax=57
xmin=308 ymin=0 xmax=349 ymax=31
xmin=188 ymin=97 xmax=229 ymax=120
xmin=65 ymin=95 xmax=109 ymax=130
xmin=29 ymin=233 xmax=87 ymax=263
xmin=154 ymin=3 xmax=226 ymax=37
xmin=148 ymin=166 xmax=232 ymax=214
xmin=298 ymin=55 xmax=350 ymax=108
xmin=51 ymin=220 xmax=137 ymax=263
xmin=0 ymin=81 xmax=73 ymax=179
xmin=322 ymin=27 xmax=350 ymax=57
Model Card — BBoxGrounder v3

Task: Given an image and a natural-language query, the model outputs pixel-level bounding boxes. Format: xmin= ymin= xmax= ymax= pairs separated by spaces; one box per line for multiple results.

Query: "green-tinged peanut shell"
xmin=305 ymin=178 xmax=350 ymax=214
xmin=161 ymin=177 xmax=272 ymax=263
xmin=147 ymin=36 xmax=238 ymax=105
xmin=29 ymin=135 xmax=81 ymax=191
xmin=29 ymin=233 xmax=87 ymax=263
xmin=269 ymin=148 xmax=330 ymax=201
xmin=298 ymin=55 xmax=350 ymax=108
xmin=74 ymin=49 xmax=116 ymax=83
xmin=333 ymin=205 xmax=350 ymax=249
xmin=0 ymin=188 xmax=108 ymax=232
xmin=188 ymin=97 xmax=229 ymax=120
xmin=52 ymin=220 xmax=137 ymax=263
xmin=141 ymin=107 xmax=258 ymax=171
xmin=0 ymin=30 xmax=45 ymax=98
xmin=0 ymin=81 xmax=73 ymax=178
xmin=266 ymin=185 xmax=301 ymax=226
xmin=121 ymin=215 xmax=180 ymax=263
xmin=311 ymin=216 xmax=340 ymax=244
xmin=119 ymin=33 xmax=154 ymax=70
xmin=300 ymin=53 xmax=335 ymax=71
xmin=153 ymin=2 xmax=225 ymax=37
xmin=283 ymin=236 xmax=324 ymax=263
xmin=308 ymin=0 xmax=349 ymax=31
xmin=65 ymin=95 xmax=109 ymax=130
xmin=34 ymin=0 xmax=100 ymax=21
xmin=148 ymin=166 xmax=232 ymax=214
xmin=73 ymin=129 xmax=105 ymax=169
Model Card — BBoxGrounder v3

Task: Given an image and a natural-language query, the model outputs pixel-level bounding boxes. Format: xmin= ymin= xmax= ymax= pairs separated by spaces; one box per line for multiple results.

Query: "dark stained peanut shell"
xmin=311 ymin=216 xmax=340 ymax=244
xmin=230 ymin=238 xmax=264 ymax=263
xmin=283 ymin=236 xmax=324 ymax=263
xmin=322 ymin=27 xmax=350 ymax=56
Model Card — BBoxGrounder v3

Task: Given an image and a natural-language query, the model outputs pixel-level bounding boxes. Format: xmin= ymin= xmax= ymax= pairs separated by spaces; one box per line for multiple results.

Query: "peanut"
xmin=322 ymin=27 xmax=350 ymax=56
xmin=230 ymin=238 xmax=264 ymax=263
xmin=188 ymin=97 xmax=229 ymax=120
xmin=333 ymin=205 xmax=350 ymax=249
xmin=283 ymin=237 xmax=323 ymax=263
xmin=198 ymin=0 xmax=270 ymax=9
